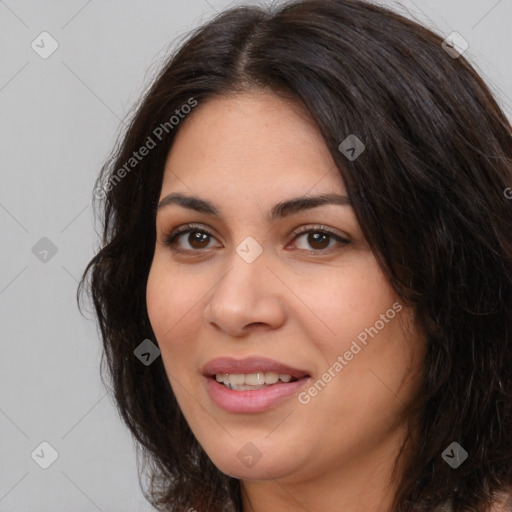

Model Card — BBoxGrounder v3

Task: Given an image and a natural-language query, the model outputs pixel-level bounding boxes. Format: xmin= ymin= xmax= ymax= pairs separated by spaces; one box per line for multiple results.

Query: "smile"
xmin=202 ymin=357 xmax=311 ymax=413
xmin=215 ymin=371 xmax=296 ymax=390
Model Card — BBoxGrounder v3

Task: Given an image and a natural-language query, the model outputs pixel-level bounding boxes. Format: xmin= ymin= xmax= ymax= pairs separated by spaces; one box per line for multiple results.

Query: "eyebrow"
xmin=156 ymin=192 xmax=352 ymax=223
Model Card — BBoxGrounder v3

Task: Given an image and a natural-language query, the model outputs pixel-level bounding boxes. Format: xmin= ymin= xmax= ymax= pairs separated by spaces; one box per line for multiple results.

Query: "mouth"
xmin=212 ymin=371 xmax=301 ymax=390
xmin=202 ymin=356 xmax=310 ymax=385
xmin=202 ymin=356 xmax=311 ymax=413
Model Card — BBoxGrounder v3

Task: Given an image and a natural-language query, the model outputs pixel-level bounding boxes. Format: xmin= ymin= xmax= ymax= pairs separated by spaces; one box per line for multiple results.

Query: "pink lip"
xmin=202 ymin=356 xmax=311 ymax=413
xmin=205 ymin=377 xmax=310 ymax=413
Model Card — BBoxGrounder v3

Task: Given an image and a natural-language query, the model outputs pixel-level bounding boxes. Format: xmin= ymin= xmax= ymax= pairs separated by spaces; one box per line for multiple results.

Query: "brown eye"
xmin=187 ymin=231 xmax=211 ymax=249
xmin=163 ymin=224 xmax=218 ymax=251
xmin=307 ymin=232 xmax=330 ymax=250
xmin=163 ymin=224 xmax=350 ymax=254
xmin=292 ymin=227 xmax=350 ymax=252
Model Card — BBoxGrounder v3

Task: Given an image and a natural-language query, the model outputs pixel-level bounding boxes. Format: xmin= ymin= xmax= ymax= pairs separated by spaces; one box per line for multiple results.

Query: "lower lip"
xmin=204 ymin=376 xmax=310 ymax=413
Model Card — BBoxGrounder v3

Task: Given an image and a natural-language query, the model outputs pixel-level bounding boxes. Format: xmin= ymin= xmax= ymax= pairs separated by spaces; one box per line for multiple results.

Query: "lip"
xmin=202 ymin=356 xmax=311 ymax=414
xmin=201 ymin=356 xmax=310 ymax=380
xmin=205 ymin=376 xmax=310 ymax=413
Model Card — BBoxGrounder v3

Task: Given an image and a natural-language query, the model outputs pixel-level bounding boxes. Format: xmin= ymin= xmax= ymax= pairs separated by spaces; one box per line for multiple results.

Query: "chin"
xmin=212 ymin=455 xmax=292 ymax=481
xmin=203 ymin=438 xmax=303 ymax=482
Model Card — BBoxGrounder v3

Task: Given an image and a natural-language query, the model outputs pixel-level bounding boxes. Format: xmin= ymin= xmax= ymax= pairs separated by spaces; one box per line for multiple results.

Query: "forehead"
xmin=160 ymin=92 xmax=346 ymax=197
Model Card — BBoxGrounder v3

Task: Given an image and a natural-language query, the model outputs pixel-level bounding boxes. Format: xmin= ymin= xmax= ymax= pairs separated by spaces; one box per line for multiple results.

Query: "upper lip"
xmin=202 ymin=357 xmax=310 ymax=379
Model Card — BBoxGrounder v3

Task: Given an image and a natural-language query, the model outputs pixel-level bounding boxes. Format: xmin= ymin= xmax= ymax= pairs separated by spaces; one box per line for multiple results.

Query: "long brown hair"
xmin=78 ymin=1 xmax=512 ymax=510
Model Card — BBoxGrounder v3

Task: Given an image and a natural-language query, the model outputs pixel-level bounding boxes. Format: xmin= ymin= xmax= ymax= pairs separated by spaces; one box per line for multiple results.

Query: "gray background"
xmin=1 ymin=0 xmax=510 ymax=510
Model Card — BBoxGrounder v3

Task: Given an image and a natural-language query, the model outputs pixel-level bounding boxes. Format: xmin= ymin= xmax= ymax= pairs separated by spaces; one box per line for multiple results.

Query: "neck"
xmin=240 ymin=423 xmax=410 ymax=512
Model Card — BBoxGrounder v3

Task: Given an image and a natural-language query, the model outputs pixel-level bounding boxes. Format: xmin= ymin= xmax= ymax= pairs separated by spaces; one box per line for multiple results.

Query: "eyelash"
xmin=161 ymin=223 xmax=350 ymax=254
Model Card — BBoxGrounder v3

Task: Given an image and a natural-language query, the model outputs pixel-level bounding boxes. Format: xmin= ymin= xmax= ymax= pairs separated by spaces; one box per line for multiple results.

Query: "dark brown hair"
xmin=77 ymin=1 xmax=512 ymax=510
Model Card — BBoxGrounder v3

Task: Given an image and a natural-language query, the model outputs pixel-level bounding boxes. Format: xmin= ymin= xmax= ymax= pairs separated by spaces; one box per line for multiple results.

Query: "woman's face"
xmin=146 ymin=91 xmax=426 ymax=497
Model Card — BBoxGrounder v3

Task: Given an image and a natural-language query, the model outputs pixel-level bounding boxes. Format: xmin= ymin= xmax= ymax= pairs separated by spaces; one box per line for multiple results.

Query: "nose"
xmin=203 ymin=245 xmax=286 ymax=337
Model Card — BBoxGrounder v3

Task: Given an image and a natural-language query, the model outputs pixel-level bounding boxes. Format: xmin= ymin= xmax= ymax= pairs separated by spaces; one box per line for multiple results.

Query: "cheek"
xmin=146 ymin=262 xmax=186 ymax=353
xmin=146 ymin=256 xmax=192 ymax=333
xmin=146 ymin=259 xmax=205 ymax=371
xmin=294 ymin=255 xmax=397 ymax=346
xmin=146 ymin=263 xmax=169 ymax=336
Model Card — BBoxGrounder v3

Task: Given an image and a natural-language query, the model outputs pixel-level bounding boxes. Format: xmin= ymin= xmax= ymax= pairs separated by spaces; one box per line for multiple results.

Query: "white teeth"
xmin=264 ymin=372 xmax=280 ymax=385
xmin=228 ymin=373 xmax=246 ymax=386
xmin=245 ymin=372 xmax=265 ymax=385
xmin=214 ymin=371 xmax=295 ymax=389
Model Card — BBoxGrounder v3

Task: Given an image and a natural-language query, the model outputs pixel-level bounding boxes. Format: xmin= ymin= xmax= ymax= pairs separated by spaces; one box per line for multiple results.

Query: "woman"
xmin=78 ymin=0 xmax=512 ymax=510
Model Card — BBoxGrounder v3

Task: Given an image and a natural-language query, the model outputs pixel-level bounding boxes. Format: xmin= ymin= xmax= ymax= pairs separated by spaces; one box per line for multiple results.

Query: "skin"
xmin=146 ymin=91 xmax=428 ymax=512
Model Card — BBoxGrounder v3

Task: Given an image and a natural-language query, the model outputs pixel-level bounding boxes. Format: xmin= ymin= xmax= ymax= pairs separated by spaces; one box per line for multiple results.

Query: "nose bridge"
xmin=204 ymin=236 xmax=285 ymax=333
xmin=215 ymin=236 xmax=268 ymax=304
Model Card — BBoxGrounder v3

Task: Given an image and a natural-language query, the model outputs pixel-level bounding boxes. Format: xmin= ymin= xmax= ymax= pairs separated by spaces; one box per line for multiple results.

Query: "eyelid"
xmin=165 ymin=222 xmax=211 ymax=236
xmin=161 ymin=222 xmax=220 ymax=247
xmin=291 ymin=224 xmax=350 ymax=242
